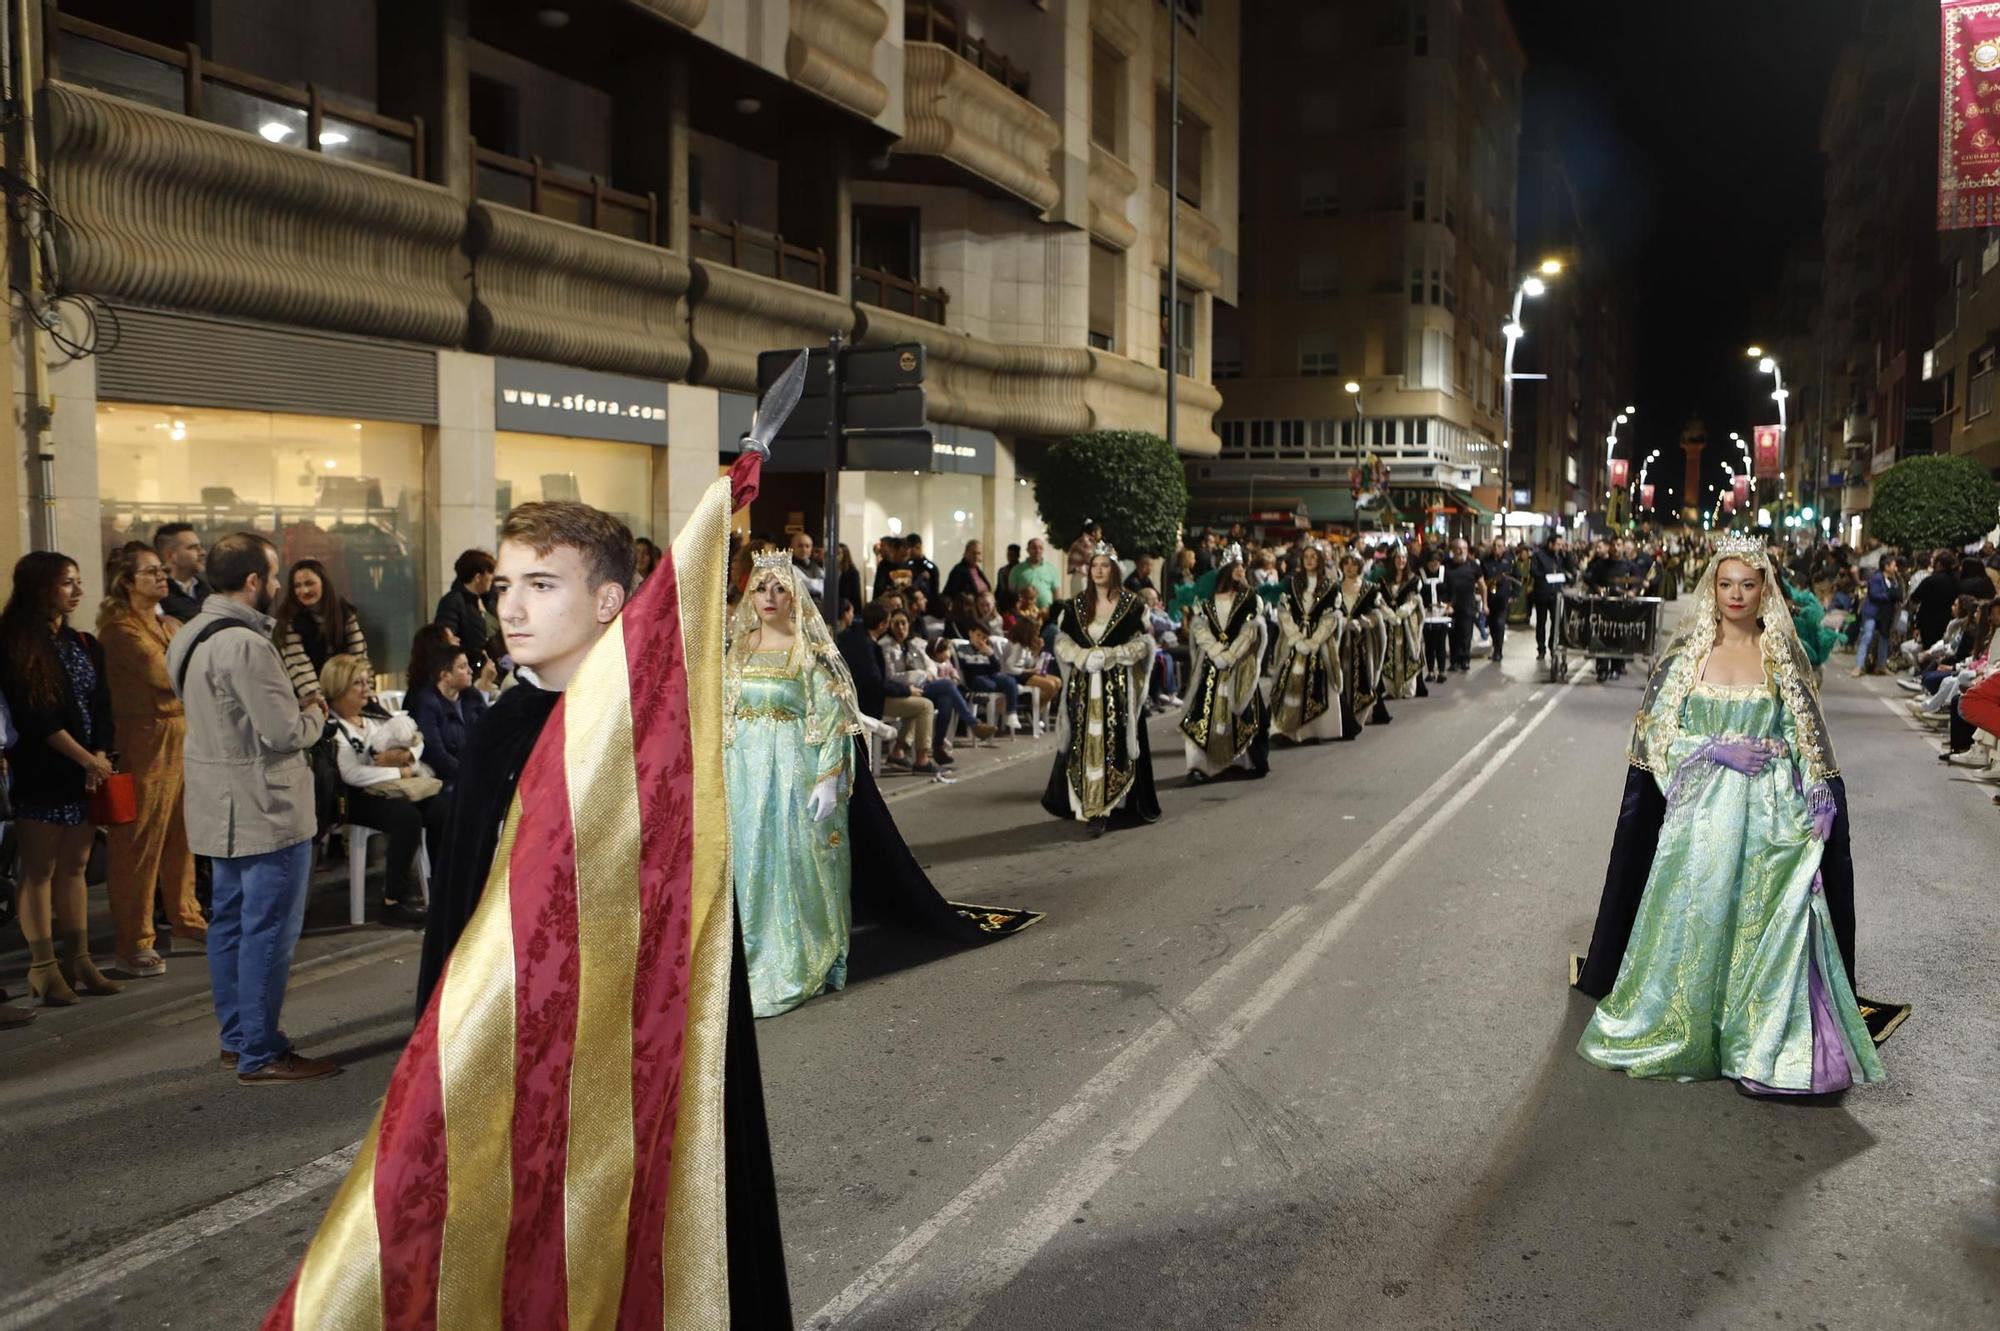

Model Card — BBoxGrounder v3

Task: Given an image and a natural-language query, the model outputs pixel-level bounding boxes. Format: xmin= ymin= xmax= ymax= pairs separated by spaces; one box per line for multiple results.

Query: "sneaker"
xmin=238 ymin=1052 xmax=340 ymax=1086
xmin=1894 ymin=678 xmax=1922 ymax=692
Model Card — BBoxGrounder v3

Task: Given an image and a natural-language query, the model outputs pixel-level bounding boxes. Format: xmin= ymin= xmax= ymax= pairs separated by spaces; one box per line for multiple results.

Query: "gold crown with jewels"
xmin=1713 ymin=533 xmax=1765 ymax=560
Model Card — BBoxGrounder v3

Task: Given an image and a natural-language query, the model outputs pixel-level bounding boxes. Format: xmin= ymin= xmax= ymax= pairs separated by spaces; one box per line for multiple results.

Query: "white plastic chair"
xmin=375 ymin=690 xmax=406 ymax=714
xmin=345 ymin=824 xmax=430 ymax=926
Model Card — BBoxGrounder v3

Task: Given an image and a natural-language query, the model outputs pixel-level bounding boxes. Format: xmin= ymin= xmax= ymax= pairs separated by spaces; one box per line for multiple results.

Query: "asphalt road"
xmin=2 ymin=615 xmax=1996 ymax=1331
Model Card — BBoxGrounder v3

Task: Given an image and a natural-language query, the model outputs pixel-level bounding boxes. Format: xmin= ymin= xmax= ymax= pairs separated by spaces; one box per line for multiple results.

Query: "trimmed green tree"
xmin=1868 ymin=454 xmax=2000 ymax=550
xmin=1033 ymin=429 xmax=1189 ymax=556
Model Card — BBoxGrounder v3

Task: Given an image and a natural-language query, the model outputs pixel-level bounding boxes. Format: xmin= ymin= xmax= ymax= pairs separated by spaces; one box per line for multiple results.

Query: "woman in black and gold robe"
xmin=1041 ymin=553 xmax=1161 ymax=837
xmin=1378 ymin=545 xmax=1429 ymax=700
xmin=1337 ymin=552 xmax=1393 ymax=726
xmin=1180 ymin=561 xmax=1271 ymax=781
xmin=1271 ymin=545 xmax=1350 ymax=743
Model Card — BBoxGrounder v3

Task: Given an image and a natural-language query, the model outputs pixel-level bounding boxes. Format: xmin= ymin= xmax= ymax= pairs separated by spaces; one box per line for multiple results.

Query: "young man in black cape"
xmin=413 ymin=499 xmax=791 ymax=1328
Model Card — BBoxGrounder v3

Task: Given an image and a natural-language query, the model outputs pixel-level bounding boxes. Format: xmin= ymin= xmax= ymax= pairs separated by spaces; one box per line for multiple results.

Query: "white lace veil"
xmin=724 ymin=553 xmax=865 ymax=748
xmin=1627 ymin=535 xmax=1838 ymax=783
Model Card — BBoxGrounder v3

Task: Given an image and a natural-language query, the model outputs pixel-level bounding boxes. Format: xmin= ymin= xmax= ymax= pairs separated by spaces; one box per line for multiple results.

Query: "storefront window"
xmin=97 ymin=404 xmax=427 ymax=670
xmin=495 ymin=433 xmax=656 ymax=542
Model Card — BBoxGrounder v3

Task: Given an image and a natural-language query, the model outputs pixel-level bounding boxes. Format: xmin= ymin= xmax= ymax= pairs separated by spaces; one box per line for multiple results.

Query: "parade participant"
xmin=1042 ymin=551 xmax=1161 ymax=835
xmin=1418 ymin=549 xmax=1453 ymax=685
xmin=1442 ymin=538 xmax=1485 ymax=673
xmin=1480 ymin=537 xmax=1520 ymax=664
xmin=1574 ymin=535 xmax=1884 ymax=1097
xmin=1182 ymin=560 xmax=1271 ymax=780
xmin=1337 ymin=551 xmax=1394 ymax=724
xmin=270 ymin=370 xmax=807 ymax=1331
xmin=1271 ymin=544 xmax=1349 ymax=743
xmin=725 ymin=552 xmax=865 ymax=1015
xmin=1378 ymin=545 xmax=1428 ymax=699
xmin=1529 ymin=533 xmax=1573 ymax=661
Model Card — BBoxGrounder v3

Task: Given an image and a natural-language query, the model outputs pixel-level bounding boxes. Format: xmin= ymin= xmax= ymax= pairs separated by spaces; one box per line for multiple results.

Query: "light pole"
xmin=1748 ymin=347 xmax=1788 ymax=530
xmin=1344 ymin=379 xmax=1365 ymax=452
xmin=1501 ymin=257 xmax=1563 ymax=520
xmin=1605 ymin=406 xmax=1635 ymax=526
xmin=1634 ymin=448 xmax=1660 ymax=522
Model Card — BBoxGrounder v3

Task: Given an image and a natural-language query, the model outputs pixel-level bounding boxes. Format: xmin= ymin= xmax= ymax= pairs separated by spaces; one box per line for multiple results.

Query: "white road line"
xmin=0 ymin=1142 xmax=360 ymax=1331
xmin=806 ymin=680 xmax=1569 ymax=1329
xmin=915 ymin=678 xmax=1577 ymax=1331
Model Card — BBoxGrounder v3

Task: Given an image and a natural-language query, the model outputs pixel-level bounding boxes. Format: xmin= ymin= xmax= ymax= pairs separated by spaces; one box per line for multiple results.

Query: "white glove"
xmin=1084 ymin=649 xmax=1108 ymax=672
xmin=807 ymin=775 xmax=841 ymax=823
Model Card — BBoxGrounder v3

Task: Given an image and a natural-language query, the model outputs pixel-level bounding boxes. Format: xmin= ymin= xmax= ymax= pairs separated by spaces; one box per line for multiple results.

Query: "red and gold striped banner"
xmin=263 ymin=459 xmax=750 ymax=1330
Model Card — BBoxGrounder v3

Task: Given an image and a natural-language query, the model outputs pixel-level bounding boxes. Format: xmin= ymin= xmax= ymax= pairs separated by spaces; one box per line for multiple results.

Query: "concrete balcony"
xmin=45 ymin=81 xmax=468 ymax=347
xmin=687 ymin=261 xmax=855 ymax=394
xmin=1087 ymin=143 xmax=1139 ymax=251
xmin=1084 ymin=351 xmax=1222 ymax=455
xmin=900 ymin=42 xmax=1061 ymax=213
xmin=787 ymin=0 xmax=892 ymax=121
xmin=466 ymin=203 xmax=693 ymax=381
xmin=1150 ymin=187 xmax=1223 ymax=293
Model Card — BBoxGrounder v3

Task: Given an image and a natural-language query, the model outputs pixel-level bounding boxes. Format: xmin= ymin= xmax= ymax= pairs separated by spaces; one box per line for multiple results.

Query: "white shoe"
xmin=1894 ymin=678 xmax=1922 ymax=692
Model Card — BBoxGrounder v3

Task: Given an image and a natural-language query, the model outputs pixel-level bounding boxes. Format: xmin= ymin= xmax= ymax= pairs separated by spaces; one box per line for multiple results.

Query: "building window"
xmin=1410 ymin=266 xmax=1424 ymax=305
xmin=1309 ymin=419 xmax=1340 ymax=452
xmin=1159 ymin=277 xmax=1195 ymax=376
xmin=1299 ymin=170 xmax=1341 ymax=218
xmin=1089 ymin=241 xmax=1122 ymax=352
xmin=1410 ymin=172 xmax=1427 ymax=222
xmin=1412 ymin=5 xmax=1430 ymax=55
xmin=1298 ymin=254 xmax=1342 ymax=299
xmin=1298 ymin=335 xmax=1341 ymax=378
xmin=1430 ymin=268 xmax=1443 ymax=306
xmin=1155 ymin=88 xmax=1207 ymax=207
xmin=1971 ymin=349 xmax=1995 ymax=421
xmin=1091 ymin=38 xmax=1125 ymax=153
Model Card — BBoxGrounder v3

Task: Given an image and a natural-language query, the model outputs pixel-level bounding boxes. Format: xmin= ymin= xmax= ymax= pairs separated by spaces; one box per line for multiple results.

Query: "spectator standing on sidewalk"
xmin=1010 ymin=537 xmax=1062 ymax=610
xmin=0 ymin=552 xmax=124 ymax=1007
xmin=273 ymin=559 xmax=369 ymax=701
xmin=1442 ymin=539 xmax=1485 ymax=673
xmin=98 ymin=543 xmax=205 ymax=978
xmin=942 ymin=539 xmax=992 ymax=602
xmin=1853 ymin=554 xmax=1901 ymax=677
xmin=167 ymin=533 xmax=335 ymax=1084
xmin=153 ymin=523 xmax=211 ymax=624
xmin=433 ymin=548 xmax=501 ymax=676
xmin=994 ymin=544 xmax=1023 ymax=604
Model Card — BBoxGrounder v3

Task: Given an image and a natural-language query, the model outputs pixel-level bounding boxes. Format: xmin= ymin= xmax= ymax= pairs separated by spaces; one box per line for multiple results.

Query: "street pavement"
xmin=1 ymin=610 xmax=1995 ymax=1330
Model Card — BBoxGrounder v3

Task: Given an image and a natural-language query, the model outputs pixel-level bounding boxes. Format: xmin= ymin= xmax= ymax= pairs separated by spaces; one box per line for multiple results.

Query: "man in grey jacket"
xmin=167 ymin=533 xmax=336 ymax=1084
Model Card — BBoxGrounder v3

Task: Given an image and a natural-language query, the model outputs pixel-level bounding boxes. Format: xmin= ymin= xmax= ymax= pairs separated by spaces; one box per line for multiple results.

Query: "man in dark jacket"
xmin=903 ymin=534 xmax=941 ymax=603
xmin=153 ymin=523 xmax=212 ymax=624
xmin=433 ymin=549 xmax=499 ymax=675
xmin=1909 ymin=551 xmax=1964 ymax=654
xmin=835 ymin=601 xmax=937 ymax=773
xmin=1478 ymin=538 xmax=1519 ymax=664
xmin=1528 ymin=534 xmax=1573 ymax=660
xmin=1441 ymin=539 xmax=1485 ymax=672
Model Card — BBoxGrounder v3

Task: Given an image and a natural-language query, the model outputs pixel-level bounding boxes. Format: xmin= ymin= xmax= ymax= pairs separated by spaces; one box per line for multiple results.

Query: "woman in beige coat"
xmin=98 ymin=543 xmax=205 ymax=976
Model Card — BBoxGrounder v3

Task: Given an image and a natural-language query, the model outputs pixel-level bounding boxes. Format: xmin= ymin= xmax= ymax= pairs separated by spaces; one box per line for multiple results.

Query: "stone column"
xmin=431 ymin=350 xmax=496 ymax=602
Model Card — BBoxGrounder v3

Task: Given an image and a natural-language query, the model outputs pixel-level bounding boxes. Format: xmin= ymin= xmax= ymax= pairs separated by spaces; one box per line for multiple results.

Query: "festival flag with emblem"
xmin=260 ymin=347 xmax=803 ymax=1327
xmin=1941 ymin=1 xmax=2000 ymax=229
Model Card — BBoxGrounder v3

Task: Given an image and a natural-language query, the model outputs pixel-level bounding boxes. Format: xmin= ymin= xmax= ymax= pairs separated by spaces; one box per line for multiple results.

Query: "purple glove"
xmin=1804 ymin=781 xmax=1836 ymax=842
xmin=1704 ymin=737 xmax=1777 ymax=777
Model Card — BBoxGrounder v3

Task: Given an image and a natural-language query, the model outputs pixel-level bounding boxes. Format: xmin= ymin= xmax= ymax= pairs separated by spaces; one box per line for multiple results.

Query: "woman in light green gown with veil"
xmin=1577 ymin=535 xmax=1884 ymax=1096
xmin=724 ymin=551 xmax=865 ymax=1017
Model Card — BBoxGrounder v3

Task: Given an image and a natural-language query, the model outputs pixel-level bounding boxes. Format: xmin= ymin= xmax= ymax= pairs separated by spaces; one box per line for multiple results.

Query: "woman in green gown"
xmin=725 ymin=551 xmax=865 ymax=1017
xmin=1577 ymin=535 xmax=1884 ymax=1096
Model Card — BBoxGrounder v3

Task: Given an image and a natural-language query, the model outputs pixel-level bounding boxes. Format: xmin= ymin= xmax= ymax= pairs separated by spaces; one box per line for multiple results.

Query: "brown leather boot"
xmin=27 ymin=938 xmax=77 ymax=1006
xmin=60 ymin=930 xmax=125 ymax=997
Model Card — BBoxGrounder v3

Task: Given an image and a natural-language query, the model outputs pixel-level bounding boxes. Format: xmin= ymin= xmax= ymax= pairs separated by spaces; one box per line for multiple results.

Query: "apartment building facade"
xmin=7 ymin=0 xmax=1236 ymax=648
xmin=1200 ymin=0 xmax=1521 ymax=541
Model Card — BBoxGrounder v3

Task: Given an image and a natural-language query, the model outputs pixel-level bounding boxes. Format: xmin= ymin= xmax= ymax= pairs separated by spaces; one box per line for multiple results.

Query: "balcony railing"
xmin=471 ymin=142 xmax=656 ymax=245
xmin=905 ymin=1 xmax=1032 ymax=97
xmin=46 ymin=13 xmax=424 ymax=178
xmin=689 ymin=216 xmax=830 ymax=292
xmin=853 ymin=266 xmax=948 ymax=324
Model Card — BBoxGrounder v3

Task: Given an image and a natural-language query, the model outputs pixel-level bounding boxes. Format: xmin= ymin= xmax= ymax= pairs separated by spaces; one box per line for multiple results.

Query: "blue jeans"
xmin=209 ymin=839 xmax=313 ymax=1074
xmin=1856 ymin=610 xmax=1887 ymax=671
xmin=964 ymin=671 xmax=1021 ymax=719
xmin=921 ymin=678 xmax=979 ymax=734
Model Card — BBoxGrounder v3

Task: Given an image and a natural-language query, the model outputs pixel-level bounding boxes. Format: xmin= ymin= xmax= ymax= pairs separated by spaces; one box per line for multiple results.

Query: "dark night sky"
xmin=1509 ymin=0 xmax=1864 ymax=493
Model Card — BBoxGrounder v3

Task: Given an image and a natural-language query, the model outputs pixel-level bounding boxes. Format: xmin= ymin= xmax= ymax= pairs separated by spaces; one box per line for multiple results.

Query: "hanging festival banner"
xmin=1608 ymin=458 xmax=1630 ymax=489
xmin=1732 ymin=473 xmax=1752 ymax=507
xmin=1640 ymin=483 xmax=1656 ymax=509
xmin=1721 ymin=490 xmax=1737 ymax=514
xmin=1753 ymin=423 xmax=1783 ymax=480
xmin=1940 ymin=2 xmax=2000 ymax=229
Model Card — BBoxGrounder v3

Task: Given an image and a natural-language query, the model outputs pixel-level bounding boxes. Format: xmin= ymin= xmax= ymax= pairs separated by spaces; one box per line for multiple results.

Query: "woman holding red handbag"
xmin=98 ymin=543 xmax=206 ymax=977
xmin=0 ymin=551 xmax=124 ymax=1004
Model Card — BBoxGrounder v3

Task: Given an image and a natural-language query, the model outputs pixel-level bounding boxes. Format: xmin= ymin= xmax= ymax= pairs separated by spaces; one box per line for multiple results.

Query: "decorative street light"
xmin=1501 ymin=257 xmax=1564 ymax=520
xmin=1749 ymin=347 xmax=1789 ymax=530
xmin=1606 ymin=407 xmax=1635 ymax=515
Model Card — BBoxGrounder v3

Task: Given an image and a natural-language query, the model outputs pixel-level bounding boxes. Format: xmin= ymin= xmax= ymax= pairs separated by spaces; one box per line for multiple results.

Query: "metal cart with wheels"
xmin=1559 ymin=593 xmax=1662 ymax=683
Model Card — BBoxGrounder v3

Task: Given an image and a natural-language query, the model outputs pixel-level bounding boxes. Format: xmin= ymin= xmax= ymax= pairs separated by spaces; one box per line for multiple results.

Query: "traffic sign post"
xmin=756 ymin=339 xmax=929 ymax=627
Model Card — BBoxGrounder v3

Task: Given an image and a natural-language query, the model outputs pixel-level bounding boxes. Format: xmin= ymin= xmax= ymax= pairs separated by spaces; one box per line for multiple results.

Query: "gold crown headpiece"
xmin=1712 ymin=533 xmax=1765 ymax=561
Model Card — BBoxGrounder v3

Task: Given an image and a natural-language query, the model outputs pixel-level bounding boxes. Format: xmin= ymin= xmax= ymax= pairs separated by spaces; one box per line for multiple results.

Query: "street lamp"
xmin=1344 ymin=380 xmax=1364 ymax=452
xmin=1501 ymin=257 xmax=1564 ymax=519
xmin=1749 ymin=347 xmax=1788 ymax=530
xmin=1606 ymin=408 xmax=1636 ymax=520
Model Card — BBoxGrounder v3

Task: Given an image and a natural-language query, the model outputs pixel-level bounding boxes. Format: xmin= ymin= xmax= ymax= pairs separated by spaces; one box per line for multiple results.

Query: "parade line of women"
xmin=1033 ymin=534 xmax=1894 ymax=1100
